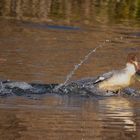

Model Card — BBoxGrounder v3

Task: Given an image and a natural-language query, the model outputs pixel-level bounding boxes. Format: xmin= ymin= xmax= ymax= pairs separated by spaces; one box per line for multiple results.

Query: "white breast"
xmin=99 ymin=71 xmax=134 ymax=91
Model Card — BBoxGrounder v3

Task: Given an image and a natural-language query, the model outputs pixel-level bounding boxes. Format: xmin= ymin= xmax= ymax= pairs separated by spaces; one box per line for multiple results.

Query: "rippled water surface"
xmin=0 ymin=0 xmax=140 ymax=140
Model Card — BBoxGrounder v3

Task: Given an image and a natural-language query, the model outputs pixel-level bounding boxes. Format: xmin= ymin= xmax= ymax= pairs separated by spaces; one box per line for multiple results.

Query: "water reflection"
xmin=0 ymin=109 xmax=27 ymax=140
xmin=0 ymin=0 xmax=140 ymax=140
xmin=0 ymin=0 xmax=139 ymax=25
xmin=99 ymin=97 xmax=136 ymax=132
xmin=0 ymin=96 xmax=139 ymax=139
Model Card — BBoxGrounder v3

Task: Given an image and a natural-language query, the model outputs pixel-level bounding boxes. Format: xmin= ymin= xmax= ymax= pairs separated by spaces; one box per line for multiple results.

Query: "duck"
xmin=94 ymin=53 xmax=140 ymax=93
xmin=55 ymin=53 xmax=140 ymax=95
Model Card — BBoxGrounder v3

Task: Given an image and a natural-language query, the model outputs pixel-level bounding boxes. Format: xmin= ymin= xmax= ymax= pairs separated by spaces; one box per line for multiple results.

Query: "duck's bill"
xmin=136 ymin=70 xmax=140 ymax=81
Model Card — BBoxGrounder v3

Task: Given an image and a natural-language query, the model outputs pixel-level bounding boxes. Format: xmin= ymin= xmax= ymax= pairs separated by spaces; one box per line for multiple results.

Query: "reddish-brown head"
xmin=127 ymin=53 xmax=140 ymax=71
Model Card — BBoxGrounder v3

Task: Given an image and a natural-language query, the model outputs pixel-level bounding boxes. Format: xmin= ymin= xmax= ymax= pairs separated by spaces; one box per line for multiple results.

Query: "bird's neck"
xmin=125 ymin=63 xmax=136 ymax=76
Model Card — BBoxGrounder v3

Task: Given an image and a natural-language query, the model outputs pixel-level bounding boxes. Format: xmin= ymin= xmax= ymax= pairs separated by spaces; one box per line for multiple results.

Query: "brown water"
xmin=0 ymin=0 xmax=140 ymax=140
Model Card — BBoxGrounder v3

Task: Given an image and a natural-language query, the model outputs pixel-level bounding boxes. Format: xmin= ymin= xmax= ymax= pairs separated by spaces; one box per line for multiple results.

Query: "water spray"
xmin=54 ymin=39 xmax=110 ymax=91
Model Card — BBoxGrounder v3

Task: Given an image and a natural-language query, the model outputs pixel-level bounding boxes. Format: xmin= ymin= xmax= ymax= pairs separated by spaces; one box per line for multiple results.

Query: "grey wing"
xmin=69 ymin=71 xmax=114 ymax=86
xmin=93 ymin=71 xmax=114 ymax=84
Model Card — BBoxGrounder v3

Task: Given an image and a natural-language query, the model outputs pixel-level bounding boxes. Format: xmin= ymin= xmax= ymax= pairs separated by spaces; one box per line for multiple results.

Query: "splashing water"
xmin=0 ymin=82 xmax=4 ymax=92
xmin=54 ymin=40 xmax=109 ymax=91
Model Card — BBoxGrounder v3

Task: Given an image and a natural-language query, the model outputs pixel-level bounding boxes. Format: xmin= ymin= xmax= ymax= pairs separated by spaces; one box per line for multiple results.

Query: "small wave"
xmin=0 ymin=80 xmax=139 ymax=98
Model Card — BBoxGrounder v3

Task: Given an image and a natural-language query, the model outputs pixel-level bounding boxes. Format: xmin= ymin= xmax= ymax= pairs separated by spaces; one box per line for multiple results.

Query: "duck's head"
xmin=127 ymin=53 xmax=140 ymax=72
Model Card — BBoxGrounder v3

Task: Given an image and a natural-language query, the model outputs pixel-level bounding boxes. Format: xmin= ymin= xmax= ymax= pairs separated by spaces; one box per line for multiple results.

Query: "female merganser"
xmin=55 ymin=53 xmax=140 ymax=96
xmin=94 ymin=53 xmax=140 ymax=92
xmin=0 ymin=54 xmax=139 ymax=97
